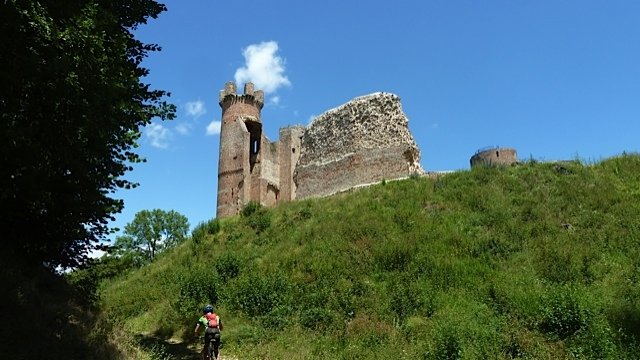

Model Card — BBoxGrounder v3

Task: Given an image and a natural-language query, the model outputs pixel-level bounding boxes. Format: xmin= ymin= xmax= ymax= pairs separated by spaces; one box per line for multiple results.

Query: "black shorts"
xmin=204 ymin=328 xmax=221 ymax=346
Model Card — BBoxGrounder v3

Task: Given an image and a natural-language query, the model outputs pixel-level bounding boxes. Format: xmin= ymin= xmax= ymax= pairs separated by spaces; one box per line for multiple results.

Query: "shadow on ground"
xmin=135 ymin=333 xmax=203 ymax=360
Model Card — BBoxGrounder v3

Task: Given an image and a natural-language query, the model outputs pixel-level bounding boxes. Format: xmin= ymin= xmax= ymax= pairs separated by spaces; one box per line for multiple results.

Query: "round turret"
xmin=470 ymin=147 xmax=517 ymax=167
xmin=217 ymin=81 xmax=266 ymax=217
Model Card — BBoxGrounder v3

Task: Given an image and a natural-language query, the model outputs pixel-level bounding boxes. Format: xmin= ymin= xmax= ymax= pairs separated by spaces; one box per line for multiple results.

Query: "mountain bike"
xmin=201 ymin=333 xmax=220 ymax=360
xmin=203 ymin=338 xmax=214 ymax=360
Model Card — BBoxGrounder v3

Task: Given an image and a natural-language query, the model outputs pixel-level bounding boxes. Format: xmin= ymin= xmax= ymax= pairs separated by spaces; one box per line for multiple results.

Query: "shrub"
xmin=191 ymin=223 xmax=207 ymax=245
xmin=432 ymin=325 xmax=463 ymax=360
xmin=293 ymin=282 xmax=331 ymax=311
xmin=263 ymin=305 xmax=294 ymax=330
xmin=192 ymin=219 xmax=221 ymax=241
xmin=206 ymin=218 xmax=221 ymax=234
xmin=174 ymin=268 xmax=220 ymax=318
xmin=534 ymin=244 xmax=581 ymax=284
xmin=297 ymin=205 xmax=313 ymax=220
xmin=300 ymin=307 xmax=334 ymax=330
xmin=568 ymin=316 xmax=616 ymax=359
xmin=241 ymin=202 xmax=272 ymax=234
xmin=540 ymin=286 xmax=590 ymax=339
xmin=330 ymin=279 xmax=357 ymax=320
xmin=388 ymin=277 xmax=420 ymax=321
xmin=374 ymin=240 xmax=413 ymax=272
xmin=241 ymin=201 xmax=262 ymax=217
xmin=224 ymin=323 xmax=266 ymax=346
xmin=215 ymin=252 xmax=241 ymax=282
xmin=230 ymin=271 xmax=288 ymax=317
xmin=403 ymin=316 xmax=428 ymax=342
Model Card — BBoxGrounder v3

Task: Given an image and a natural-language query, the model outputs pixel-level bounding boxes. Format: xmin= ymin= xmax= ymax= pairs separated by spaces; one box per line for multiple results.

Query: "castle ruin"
xmin=216 ymin=81 xmax=424 ymax=218
xmin=470 ymin=147 xmax=518 ymax=167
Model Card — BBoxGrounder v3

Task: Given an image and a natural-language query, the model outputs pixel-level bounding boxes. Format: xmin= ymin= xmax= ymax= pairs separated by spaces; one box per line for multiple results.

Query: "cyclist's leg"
xmin=202 ymin=343 xmax=209 ymax=360
xmin=212 ymin=332 xmax=221 ymax=360
xmin=202 ymin=333 xmax=212 ymax=360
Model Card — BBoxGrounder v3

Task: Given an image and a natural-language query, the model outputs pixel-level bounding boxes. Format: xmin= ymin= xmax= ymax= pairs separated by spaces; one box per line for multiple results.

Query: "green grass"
xmin=99 ymin=153 xmax=640 ymax=359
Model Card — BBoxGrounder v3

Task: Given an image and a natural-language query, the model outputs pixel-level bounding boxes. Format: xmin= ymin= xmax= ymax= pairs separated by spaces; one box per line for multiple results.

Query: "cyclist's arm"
xmin=194 ymin=316 xmax=206 ymax=337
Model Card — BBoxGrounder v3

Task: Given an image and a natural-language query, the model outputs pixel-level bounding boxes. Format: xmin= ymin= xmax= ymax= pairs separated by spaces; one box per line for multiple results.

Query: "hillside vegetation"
xmin=99 ymin=154 xmax=640 ymax=359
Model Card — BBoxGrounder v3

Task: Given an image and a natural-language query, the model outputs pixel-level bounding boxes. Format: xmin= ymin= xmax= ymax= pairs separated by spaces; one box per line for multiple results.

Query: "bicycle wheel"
xmin=207 ymin=340 xmax=215 ymax=360
xmin=202 ymin=341 xmax=211 ymax=360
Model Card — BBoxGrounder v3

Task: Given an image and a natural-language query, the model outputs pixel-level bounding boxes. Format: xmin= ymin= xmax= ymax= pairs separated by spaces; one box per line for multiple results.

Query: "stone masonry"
xmin=294 ymin=92 xmax=423 ymax=199
xmin=216 ymin=82 xmax=424 ymax=218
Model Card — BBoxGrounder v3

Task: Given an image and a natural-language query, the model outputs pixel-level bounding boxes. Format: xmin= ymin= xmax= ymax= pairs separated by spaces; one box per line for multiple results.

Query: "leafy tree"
xmin=115 ymin=209 xmax=190 ymax=262
xmin=0 ymin=1 xmax=175 ymax=269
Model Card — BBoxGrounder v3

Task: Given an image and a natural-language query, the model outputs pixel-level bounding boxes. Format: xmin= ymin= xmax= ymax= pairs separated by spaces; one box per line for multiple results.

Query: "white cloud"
xmin=206 ymin=120 xmax=221 ymax=136
xmin=185 ymin=100 xmax=206 ymax=118
xmin=235 ymin=41 xmax=291 ymax=94
xmin=145 ymin=123 xmax=171 ymax=148
xmin=269 ymin=95 xmax=281 ymax=106
xmin=175 ymin=122 xmax=192 ymax=135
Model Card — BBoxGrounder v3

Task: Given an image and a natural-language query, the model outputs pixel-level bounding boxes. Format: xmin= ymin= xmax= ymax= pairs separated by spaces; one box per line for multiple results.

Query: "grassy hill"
xmin=98 ymin=154 xmax=640 ymax=359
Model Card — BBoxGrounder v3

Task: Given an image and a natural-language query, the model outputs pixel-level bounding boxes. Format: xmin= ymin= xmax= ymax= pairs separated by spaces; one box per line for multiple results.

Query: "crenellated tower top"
xmin=218 ymin=81 xmax=264 ymax=114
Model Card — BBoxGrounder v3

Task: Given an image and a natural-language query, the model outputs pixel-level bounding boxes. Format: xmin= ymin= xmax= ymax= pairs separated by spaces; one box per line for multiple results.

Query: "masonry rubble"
xmin=294 ymin=92 xmax=424 ymax=199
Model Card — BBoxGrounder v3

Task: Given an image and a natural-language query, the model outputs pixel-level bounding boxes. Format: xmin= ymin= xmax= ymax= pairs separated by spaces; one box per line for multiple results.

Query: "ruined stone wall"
xmin=470 ymin=147 xmax=517 ymax=167
xmin=278 ymin=126 xmax=305 ymax=202
xmin=294 ymin=92 xmax=424 ymax=199
xmin=253 ymin=137 xmax=280 ymax=207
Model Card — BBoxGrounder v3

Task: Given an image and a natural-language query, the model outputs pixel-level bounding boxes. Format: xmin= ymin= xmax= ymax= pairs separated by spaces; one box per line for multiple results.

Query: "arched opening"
xmin=245 ymin=121 xmax=262 ymax=172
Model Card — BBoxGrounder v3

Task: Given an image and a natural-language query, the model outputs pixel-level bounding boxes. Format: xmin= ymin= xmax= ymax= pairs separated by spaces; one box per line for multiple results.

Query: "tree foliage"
xmin=115 ymin=209 xmax=190 ymax=263
xmin=0 ymin=0 xmax=175 ymax=269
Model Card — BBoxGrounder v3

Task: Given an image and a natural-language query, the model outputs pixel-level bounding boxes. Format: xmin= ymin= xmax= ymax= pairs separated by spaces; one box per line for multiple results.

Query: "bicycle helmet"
xmin=203 ymin=304 xmax=214 ymax=314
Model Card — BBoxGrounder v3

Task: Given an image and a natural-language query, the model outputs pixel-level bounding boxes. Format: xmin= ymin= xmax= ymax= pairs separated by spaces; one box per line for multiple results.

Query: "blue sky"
xmin=107 ymin=0 xmax=640 ymax=241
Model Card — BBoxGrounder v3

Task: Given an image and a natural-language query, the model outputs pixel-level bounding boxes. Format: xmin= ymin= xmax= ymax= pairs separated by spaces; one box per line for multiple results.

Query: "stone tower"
xmin=470 ymin=147 xmax=518 ymax=167
xmin=217 ymin=81 xmax=266 ymax=217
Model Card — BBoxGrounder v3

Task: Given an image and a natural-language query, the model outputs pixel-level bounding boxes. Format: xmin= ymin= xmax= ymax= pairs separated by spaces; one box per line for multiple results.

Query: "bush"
xmin=403 ymin=316 xmax=429 ymax=342
xmin=192 ymin=219 xmax=221 ymax=245
xmin=224 ymin=324 xmax=266 ymax=346
xmin=215 ymin=252 xmax=241 ymax=282
xmin=241 ymin=201 xmax=262 ymax=217
xmin=263 ymin=305 xmax=294 ymax=330
xmin=241 ymin=201 xmax=272 ymax=234
xmin=388 ymin=277 xmax=420 ymax=321
xmin=374 ymin=239 xmax=414 ymax=272
xmin=568 ymin=316 xmax=616 ymax=359
xmin=535 ymin=245 xmax=581 ymax=284
xmin=432 ymin=325 xmax=462 ymax=360
xmin=230 ymin=272 xmax=289 ymax=317
xmin=540 ymin=286 xmax=591 ymax=339
xmin=300 ymin=307 xmax=334 ymax=330
xmin=174 ymin=268 xmax=220 ymax=318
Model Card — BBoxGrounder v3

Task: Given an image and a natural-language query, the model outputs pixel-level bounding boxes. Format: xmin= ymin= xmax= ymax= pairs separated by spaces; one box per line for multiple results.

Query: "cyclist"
xmin=194 ymin=304 xmax=223 ymax=360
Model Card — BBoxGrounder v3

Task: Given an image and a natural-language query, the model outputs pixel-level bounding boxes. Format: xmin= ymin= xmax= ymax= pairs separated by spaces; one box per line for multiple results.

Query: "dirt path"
xmin=136 ymin=333 xmax=237 ymax=360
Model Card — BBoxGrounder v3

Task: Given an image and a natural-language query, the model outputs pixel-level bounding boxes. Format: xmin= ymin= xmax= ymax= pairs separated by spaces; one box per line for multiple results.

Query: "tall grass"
xmin=99 ymin=153 xmax=640 ymax=359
